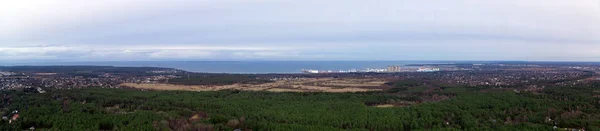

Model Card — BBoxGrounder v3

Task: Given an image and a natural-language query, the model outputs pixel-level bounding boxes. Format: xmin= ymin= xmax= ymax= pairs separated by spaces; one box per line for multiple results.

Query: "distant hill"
xmin=0 ymin=66 xmax=186 ymax=75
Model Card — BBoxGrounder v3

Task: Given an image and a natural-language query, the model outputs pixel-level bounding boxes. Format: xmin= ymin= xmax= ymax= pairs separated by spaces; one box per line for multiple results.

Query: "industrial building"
xmin=387 ymin=66 xmax=401 ymax=72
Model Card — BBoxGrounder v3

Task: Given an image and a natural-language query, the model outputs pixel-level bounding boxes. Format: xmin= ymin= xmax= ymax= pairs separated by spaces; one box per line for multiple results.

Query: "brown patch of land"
xmin=34 ymin=73 xmax=57 ymax=76
xmin=121 ymin=78 xmax=386 ymax=93
xmin=373 ymin=104 xmax=395 ymax=108
xmin=371 ymin=102 xmax=415 ymax=108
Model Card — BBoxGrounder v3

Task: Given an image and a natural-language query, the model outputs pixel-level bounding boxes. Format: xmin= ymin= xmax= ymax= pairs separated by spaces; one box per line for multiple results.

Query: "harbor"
xmin=302 ymin=65 xmax=442 ymax=74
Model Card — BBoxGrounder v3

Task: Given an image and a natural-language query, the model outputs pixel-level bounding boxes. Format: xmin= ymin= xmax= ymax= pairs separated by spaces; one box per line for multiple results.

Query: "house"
xmin=9 ymin=114 xmax=19 ymax=124
xmin=37 ymin=87 xmax=46 ymax=93
xmin=12 ymin=114 xmax=19 ymax=120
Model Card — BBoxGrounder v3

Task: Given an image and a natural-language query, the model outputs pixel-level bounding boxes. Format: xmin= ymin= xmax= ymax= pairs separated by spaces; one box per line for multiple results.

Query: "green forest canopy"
xmin=0 ymin=86 xmax=599 ymax=131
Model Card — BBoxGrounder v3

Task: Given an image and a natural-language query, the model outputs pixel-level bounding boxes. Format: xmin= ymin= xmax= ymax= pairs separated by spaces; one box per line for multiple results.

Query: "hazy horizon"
xmin=3 ymin=60 xmax=600 ymax=65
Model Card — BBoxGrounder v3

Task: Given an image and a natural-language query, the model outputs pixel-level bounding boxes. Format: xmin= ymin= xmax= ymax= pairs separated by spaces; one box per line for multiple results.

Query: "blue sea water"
xmin=1 ymin=61 xmax=446 ymax=74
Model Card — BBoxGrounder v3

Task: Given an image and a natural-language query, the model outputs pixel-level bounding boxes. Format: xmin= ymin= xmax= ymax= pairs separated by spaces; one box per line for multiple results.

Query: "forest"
xmin=0 ymin=84 xmax=599 ymax=131
xmin=166 ymin=75 xmax=273 ymax=86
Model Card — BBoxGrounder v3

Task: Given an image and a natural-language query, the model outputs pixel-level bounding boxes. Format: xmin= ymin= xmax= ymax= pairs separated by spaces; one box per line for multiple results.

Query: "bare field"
xmin=34 ymin=73 xmax=58 ymax=76
xmin=120 ymin=78 xmax=386 ymax=92
xmin=373 ymin=104 xmax=395 ymax=108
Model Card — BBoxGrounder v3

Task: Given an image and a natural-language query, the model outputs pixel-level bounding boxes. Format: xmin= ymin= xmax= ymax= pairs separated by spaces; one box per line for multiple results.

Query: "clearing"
xmin=121 ymin=78 xmax=386 ymax=92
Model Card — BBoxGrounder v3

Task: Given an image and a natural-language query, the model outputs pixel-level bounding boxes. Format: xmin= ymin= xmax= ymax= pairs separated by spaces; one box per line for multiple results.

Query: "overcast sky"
xmin=1 ymin=0 xmax=599 ymax=61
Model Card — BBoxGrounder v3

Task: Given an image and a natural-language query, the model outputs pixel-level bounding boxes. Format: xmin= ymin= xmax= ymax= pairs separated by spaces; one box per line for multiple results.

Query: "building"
xmin=417 ymin=67 xmax=441 ymax=72
xmin=9 ymin=114 xmax=19 ymax=124
xmin=0 ymin=72 xmax=14 ymax=76
xmin=387 ymin=66 xmax=401 ymax=72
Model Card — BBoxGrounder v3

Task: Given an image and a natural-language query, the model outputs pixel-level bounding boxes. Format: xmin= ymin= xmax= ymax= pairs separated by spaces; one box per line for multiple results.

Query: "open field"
xmin=373 ymin=104 xmax=395 ymax=108
xmin=120 ymin=78 xmax=386 ymax=92
xmin=34 ymin=73 xmax=57 ymax=75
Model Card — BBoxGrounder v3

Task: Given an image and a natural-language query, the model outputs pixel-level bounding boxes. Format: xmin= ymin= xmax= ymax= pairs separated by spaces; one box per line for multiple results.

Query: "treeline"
xmin=0 ymin=86 xmax=599 ymax=130
xmin=385 ymin=79 xmax=427 ymax=93
xmin=167 ymin=75 xmax=273 ymax=85
xmin=0 ymin=66 xmax=182 ymax=76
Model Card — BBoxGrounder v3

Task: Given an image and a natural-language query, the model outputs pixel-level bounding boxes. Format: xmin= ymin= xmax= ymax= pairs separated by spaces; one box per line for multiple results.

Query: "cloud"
xmin=149 ymin=50 xmax=213 ymax=59
xmin=0 ymin=45 xmax=305 ymax=61
xmin=1 ymin=0 xmax=599 ymax=61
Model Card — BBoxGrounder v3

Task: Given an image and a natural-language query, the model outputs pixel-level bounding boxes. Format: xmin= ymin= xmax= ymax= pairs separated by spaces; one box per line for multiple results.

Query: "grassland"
xmin=121 ymin=78 xmax=386 ymax=92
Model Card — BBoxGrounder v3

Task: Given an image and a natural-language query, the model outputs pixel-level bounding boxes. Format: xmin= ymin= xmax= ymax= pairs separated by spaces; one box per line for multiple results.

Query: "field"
xmin=121 ymin=78 xmax=386 ymax=92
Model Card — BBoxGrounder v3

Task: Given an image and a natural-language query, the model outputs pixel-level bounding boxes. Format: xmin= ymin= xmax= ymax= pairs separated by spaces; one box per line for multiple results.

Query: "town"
xmin=0 ymin=66 xmax=182 ymax=91
xmin=0 ymin=63 xmax=598 ymax=92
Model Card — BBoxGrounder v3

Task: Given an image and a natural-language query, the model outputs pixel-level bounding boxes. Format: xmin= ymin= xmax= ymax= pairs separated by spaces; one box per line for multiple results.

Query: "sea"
xmin=0 ymin=61 xmax=452 ymax=74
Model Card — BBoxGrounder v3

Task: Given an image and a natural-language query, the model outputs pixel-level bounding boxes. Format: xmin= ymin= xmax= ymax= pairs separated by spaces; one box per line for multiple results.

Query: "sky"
xmin=1 ymin=0 xmax=599 ymax=62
